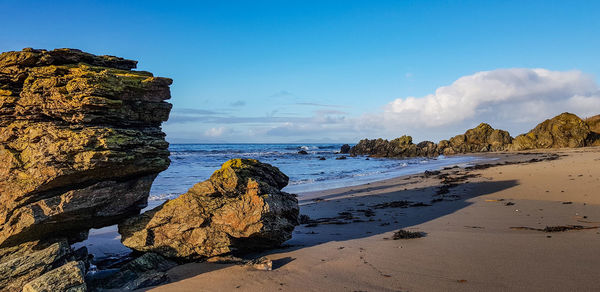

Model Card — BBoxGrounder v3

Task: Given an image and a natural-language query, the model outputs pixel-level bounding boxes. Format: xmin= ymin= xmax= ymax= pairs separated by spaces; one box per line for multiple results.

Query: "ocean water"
xmin=148 ymin=143 xmax=480 ymax=202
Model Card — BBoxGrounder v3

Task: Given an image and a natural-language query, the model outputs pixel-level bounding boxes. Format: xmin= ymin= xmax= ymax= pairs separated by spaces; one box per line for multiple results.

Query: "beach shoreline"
xmin=139 ymin=147 xmax=600 ymax=291
xmin=78 ymin=153 xmax=491 ymax=260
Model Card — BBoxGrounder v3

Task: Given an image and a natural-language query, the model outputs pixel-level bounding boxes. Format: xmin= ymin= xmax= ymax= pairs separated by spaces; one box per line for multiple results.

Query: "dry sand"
xmin=144 ymin=147 xmax=600 ymax=292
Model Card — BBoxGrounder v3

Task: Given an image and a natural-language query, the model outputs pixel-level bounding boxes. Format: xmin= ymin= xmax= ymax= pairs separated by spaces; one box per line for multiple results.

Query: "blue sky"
xmin=2 ymin=0 xmax=599 ymax=143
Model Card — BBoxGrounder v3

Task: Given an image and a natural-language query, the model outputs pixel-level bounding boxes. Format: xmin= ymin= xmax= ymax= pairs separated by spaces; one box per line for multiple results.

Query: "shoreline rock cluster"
xmin=348 ymin=112 xmax=600 ymax=157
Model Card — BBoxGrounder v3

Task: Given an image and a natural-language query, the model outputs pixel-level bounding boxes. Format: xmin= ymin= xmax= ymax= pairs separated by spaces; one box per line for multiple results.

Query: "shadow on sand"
xmin=149 ymin=179 xmax=518 ymax=289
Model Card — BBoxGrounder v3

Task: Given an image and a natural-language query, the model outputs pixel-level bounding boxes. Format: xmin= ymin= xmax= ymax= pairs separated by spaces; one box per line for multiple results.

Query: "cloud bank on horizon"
xmin=165 ymin=68 xmax=600 ymax=143
xmin=382 ymin=68 xmax=599 ymax=127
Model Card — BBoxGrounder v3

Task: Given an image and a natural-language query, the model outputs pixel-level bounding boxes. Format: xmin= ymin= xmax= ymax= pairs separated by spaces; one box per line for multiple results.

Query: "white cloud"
xmin=204 ymin=127 xmax=229 ymax=137
xmin=378 ymin=68 xmax=600 ymax=131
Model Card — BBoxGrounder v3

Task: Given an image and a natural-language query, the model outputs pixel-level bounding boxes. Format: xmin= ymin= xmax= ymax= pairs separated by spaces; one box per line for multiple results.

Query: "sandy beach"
xmin=144 ymin=147 xmax=600 ymax=292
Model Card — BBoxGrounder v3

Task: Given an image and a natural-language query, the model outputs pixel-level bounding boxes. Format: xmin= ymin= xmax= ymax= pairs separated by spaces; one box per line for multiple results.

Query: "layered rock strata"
xmin=0 ymin=48 xmax=172 ymax=247
xmin=0 ymin=239 xmax=87 ymax=292
xmin=118 ymin=159 xmax=299 ymax=260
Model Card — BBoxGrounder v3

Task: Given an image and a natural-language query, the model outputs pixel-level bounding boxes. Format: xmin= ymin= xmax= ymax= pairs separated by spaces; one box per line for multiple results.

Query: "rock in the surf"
xmin=340 ymin=144 xmax=351 ymax=154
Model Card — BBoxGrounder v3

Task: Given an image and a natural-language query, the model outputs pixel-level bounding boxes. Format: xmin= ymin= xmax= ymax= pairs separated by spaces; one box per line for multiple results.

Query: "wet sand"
xmin=144 ymin=147 xmax=600 ymax=292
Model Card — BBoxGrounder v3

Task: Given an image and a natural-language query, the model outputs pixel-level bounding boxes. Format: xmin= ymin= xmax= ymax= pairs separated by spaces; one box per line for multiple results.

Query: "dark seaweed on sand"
xmin=393 ymin=229 xmax=426 ymax=239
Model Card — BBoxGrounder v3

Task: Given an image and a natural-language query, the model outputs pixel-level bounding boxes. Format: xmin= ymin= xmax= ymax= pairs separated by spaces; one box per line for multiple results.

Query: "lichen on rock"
xmin=118 ymin=159 xmax=299 ymax=260
xmin=0 ymin=48 xmax=172 ymax=247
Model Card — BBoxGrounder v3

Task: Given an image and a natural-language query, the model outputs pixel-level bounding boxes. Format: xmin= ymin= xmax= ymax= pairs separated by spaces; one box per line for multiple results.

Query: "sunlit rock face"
xmin=0 ymin=48 xmax=172 ymax=247
xmin=119 ymin=159 xmax=300 ymax=261
xmin=511 ymin=112 xmax=593 ymax=150
xmin=440 ymin=123 xmax=513 ymax=155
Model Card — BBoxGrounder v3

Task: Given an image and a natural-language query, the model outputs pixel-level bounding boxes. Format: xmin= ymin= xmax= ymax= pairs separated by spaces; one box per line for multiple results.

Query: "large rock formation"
xmin=511 ymin=112 xmax=592 ymax=150
xmin=438 ymin=123 xmax=513 ymax=155
xmin=0 ymin=48 xmax=172 ymax=247
xmin=118 ymin=159 xmax=299 ymax=260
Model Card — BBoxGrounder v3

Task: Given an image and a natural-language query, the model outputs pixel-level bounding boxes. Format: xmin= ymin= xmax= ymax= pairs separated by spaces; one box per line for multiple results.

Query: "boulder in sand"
xmin=118 ymin=159 xmax=299 ymax=260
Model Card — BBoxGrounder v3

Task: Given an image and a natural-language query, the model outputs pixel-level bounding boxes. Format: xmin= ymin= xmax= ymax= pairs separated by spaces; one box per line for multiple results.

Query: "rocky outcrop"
xmin=0 ymin=48 xmax=172 ymax=247
xmin=349 ymin=136 xmax=439 ymax=158
xmin=511 ymin=113 xmax=592 ymax=150
xmin=349 ymin=113 xmax=599 ymax=158
xmin=438 ymin=123 xmax=513 ymax=155
xmin=118 ymin=159 xmax=299 ymax=260
xmin=0 ymin=239 xmax=88 ymax=292
xmin=22 ymin=261 xmax=86 ymax=292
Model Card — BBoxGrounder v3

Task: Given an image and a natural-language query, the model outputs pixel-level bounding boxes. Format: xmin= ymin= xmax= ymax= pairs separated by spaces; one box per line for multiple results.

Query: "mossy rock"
xmin=511 ymin=112 xmax=591 ymax=150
